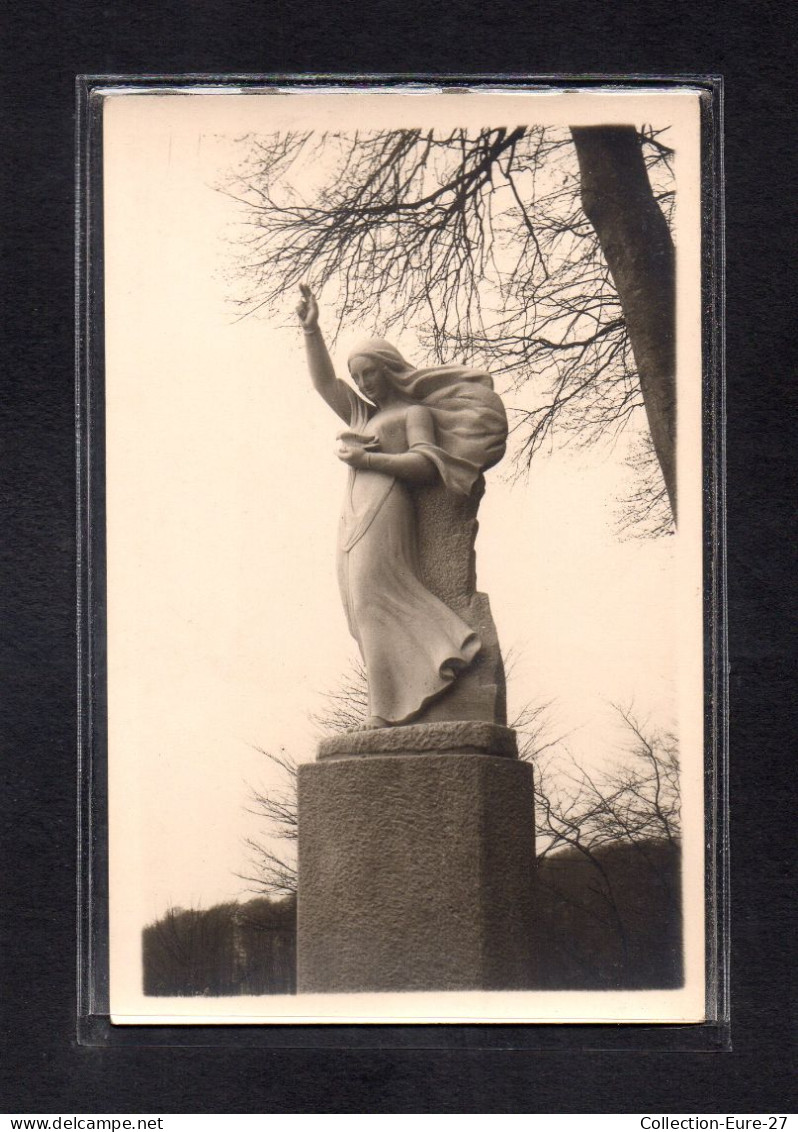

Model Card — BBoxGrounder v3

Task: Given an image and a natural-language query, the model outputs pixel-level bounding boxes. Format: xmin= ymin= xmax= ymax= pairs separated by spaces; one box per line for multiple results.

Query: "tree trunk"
xmin=570 ymin=126 xmax=677 ymax=519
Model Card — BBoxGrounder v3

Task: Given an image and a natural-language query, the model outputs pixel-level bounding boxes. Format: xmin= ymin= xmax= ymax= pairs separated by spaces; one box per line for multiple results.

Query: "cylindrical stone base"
xmin=297 ymin=752 xmax=536 ymax=993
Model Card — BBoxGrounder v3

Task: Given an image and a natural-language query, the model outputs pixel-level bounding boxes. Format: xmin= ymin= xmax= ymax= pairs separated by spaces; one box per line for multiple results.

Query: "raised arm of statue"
xmin=296 ymin=284 xmax=364 ymax=424
xmin=296 ymin=296 xmax=509 ymax=730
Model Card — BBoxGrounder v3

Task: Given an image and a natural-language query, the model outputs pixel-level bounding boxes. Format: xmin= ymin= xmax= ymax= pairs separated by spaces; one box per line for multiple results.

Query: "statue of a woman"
xmin=297 ymin=285 xmax=508 ymax=730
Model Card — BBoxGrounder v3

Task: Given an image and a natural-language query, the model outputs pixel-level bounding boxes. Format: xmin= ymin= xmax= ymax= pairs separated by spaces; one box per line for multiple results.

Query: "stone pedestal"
xmin=297 ymin=724 xmax=536 ymax=993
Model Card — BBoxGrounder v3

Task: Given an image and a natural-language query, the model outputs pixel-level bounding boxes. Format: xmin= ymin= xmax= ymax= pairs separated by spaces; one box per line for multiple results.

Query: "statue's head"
xmin=347 ymin=338 xmax=415 ymax=407
xmin=347 ymin=339 xmax=508 ymax=493
xmin=348 ymin=354 xmax=392 ymax=406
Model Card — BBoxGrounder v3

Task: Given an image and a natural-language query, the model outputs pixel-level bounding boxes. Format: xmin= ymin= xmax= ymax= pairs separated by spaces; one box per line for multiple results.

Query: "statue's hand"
xmin=296 ymin=283 xmax=320 ymax=332
xmin=336 ymin=443 xmax=372 ymax=470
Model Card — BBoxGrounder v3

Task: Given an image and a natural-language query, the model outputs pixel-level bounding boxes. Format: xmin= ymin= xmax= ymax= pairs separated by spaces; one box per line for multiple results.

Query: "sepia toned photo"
xmin=100 ymin=85 xmax=708 ymax=1024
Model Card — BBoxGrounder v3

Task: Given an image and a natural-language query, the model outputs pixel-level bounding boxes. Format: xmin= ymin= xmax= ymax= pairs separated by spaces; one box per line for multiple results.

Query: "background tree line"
xmin=142 ymin=894 xmax=296 ymax=997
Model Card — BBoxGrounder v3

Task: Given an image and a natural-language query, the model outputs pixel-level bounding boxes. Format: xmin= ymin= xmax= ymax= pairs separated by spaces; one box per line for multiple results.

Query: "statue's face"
xmin=349 ymin=356 xmax=391 ymax=405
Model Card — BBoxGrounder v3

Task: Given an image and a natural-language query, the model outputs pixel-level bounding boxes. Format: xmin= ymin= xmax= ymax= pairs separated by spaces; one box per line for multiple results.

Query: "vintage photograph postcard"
xmin=99 ymin=85 xmax=709 ymax=1023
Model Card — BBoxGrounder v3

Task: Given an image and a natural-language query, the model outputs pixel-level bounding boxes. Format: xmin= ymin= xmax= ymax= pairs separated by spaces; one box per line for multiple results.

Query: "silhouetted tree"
xmin=240 ymin=747 xmax=298 ymax=898
xmin=570 ymin=126 xmax=676 ymax=516
xmin=310 ymin=657 xmax=370 ymax=735
xmin=527 ymin=705 xmax=681 ymax=986
xmin=617 ymin=431 xmax=674 ymax=540
xmin=225 ymin=123 xmax=676 ymax=525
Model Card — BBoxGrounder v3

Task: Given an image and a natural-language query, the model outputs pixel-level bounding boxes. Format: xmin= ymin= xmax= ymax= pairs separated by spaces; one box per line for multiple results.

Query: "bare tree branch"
xmin=222 ymin=125 xmax=676 ymax=535
xmin=616 ymin=431 xmax=675 ymax=540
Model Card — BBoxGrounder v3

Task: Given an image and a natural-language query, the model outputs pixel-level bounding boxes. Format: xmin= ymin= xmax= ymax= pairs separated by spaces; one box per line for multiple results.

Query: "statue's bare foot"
xmin=358 ymin=715 xmax=389 ymax=731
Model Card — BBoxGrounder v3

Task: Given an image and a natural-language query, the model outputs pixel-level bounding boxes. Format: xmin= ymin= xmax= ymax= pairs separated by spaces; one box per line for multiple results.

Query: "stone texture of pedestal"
xmin=318 ymin=719 xmax=518 ymax=760
xmin=297 ymin=738 xmax=536 ymax=993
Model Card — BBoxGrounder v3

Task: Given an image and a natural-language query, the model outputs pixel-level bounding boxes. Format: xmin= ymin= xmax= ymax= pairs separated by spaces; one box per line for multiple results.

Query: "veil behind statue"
xmin=347 ymin=339 xmax=508 ymax=497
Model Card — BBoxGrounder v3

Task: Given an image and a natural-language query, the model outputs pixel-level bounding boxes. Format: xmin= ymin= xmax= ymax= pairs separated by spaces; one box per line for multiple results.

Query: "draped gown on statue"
xmin=334 ymin=361 xmax=507 ymax=725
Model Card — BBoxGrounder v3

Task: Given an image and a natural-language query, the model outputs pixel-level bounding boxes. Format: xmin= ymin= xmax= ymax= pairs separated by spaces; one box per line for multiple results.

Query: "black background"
xmin=2 ymin=0 xmax=794 ymax=1114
